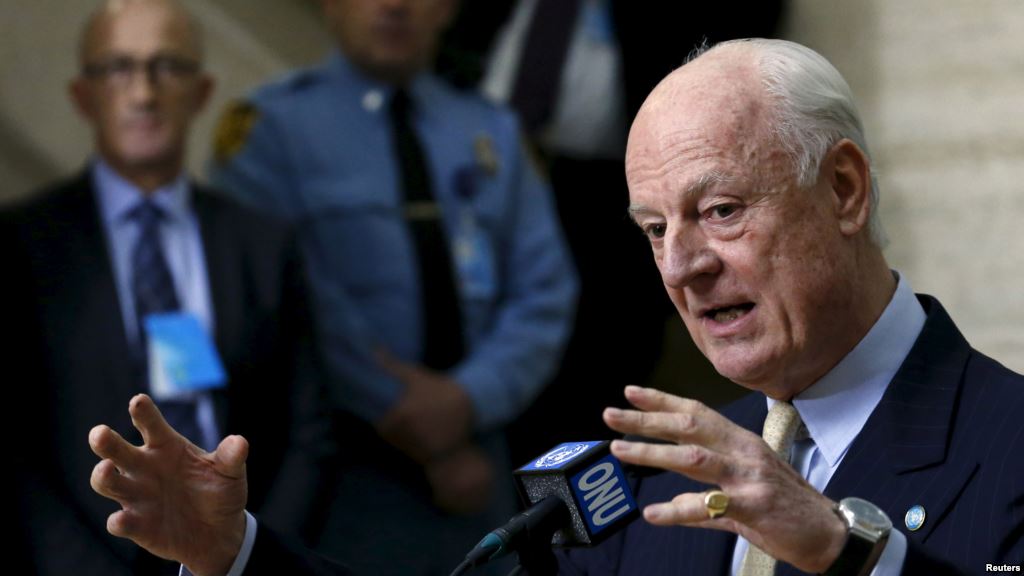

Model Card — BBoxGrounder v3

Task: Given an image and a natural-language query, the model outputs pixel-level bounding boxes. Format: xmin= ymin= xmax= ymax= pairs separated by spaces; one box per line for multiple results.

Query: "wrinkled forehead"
xmin=627 ymin=51 xmax=770 ymax=172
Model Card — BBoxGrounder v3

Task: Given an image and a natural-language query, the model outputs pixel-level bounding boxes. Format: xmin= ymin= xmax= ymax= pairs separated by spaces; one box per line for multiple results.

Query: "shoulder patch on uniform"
xmin=213 ymin=100 xmax=260 ymax=163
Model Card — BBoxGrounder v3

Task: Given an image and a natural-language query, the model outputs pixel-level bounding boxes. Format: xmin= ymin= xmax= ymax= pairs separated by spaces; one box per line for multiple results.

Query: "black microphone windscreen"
xmin=513 ymin=441 xmax=640 ymax=548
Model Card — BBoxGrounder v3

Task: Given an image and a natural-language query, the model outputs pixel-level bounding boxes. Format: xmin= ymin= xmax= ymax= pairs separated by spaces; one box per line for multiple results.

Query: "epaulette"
xmin=256 ymin=66 xmax=326 ymax=100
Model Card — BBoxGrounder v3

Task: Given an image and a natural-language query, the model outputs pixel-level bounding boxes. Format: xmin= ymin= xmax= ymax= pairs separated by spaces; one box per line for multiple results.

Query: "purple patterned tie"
xmin=130 ymin=200 xmax=201 ymax=445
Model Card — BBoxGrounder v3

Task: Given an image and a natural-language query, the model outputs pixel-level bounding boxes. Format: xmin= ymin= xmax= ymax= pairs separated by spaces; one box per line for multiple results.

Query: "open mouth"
xmin=704 ymin=303 xmax=755 ymax=323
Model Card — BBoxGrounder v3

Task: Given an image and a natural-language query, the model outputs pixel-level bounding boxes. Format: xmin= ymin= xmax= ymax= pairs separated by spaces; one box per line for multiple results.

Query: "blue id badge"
xmin=144 ymin=312 xmax=226 ymax=401
xmin=453 ymin=207 xmax=496 ymax=300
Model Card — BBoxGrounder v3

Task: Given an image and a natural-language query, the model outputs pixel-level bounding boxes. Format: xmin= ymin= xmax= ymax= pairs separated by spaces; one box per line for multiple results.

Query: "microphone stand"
xmin=506 ymin=501 xmax=565 ymax=576
xmin=507 ymin=540 xmax=559 ymax=576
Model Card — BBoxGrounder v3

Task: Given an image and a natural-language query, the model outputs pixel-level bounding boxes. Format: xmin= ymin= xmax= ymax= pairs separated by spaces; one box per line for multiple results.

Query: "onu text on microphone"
xmin=453 ymin=441 xmax=640 ymax=575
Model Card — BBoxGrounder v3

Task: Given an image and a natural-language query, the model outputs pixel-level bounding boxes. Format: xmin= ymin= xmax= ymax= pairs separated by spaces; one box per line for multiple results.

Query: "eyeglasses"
xmin=82 ymin=55 xmax=200 ymax=88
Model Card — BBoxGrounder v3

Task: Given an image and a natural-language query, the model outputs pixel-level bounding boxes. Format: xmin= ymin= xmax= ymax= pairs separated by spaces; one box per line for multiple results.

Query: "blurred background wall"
xmin=787 ymin=0 xmax=1024 ymax=375
xmin=2 ymin=0 xmax=1022 ymax=375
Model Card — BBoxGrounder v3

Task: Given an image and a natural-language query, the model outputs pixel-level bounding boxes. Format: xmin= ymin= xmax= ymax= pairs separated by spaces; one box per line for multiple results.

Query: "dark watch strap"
xmin=821 ymin=531 xmax=888 ymax=576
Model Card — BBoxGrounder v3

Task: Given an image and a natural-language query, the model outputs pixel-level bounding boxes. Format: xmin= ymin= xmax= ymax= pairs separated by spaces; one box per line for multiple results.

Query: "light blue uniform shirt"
xmin=93 ymin=159 xmax=220 ymax=451
xmin=730 ymin=272 xmax=926 ymax=575
xmin=210 ymin=51 xmax=578 ymax=430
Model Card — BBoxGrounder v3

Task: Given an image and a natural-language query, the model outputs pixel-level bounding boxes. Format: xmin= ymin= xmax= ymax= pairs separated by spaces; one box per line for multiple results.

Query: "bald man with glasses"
xmin=4 ymin=1 xmax=335 ymax=574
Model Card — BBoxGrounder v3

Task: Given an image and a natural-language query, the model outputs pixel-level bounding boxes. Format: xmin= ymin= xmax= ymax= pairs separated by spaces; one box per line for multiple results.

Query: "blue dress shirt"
xmin=730 ymin=272 xmax=926 ymax=575
xmin=92 ymin=158 xmax=220 ymax=451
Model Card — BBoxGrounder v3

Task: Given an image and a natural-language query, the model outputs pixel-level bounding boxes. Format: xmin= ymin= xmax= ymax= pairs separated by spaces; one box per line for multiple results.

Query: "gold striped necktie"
xmin=738 ymin=401 xmax=803 ymax=576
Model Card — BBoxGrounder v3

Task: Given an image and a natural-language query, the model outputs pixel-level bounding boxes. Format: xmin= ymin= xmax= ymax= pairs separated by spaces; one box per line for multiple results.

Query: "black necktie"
xmin=130 ymin=200 xmax=202 ymax=445
xmin=389 ymin=90 xmax=465 ymax=370
xmin=509 ymin=0 xmax=584 ymax=132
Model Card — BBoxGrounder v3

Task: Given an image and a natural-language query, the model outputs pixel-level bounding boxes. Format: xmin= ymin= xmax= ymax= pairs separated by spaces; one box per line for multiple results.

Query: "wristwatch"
xmin=822 ymin=497 xmax=892 ymax=576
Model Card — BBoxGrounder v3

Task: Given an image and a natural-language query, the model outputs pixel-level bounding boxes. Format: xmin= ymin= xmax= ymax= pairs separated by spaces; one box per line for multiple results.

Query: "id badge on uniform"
xmin=454 ymin=207 xmax=497 ymax=300
xmin=144 ymin=312 xmax=226 ymax=401
xmin=453 ymin=157 xmax=497 ymax=300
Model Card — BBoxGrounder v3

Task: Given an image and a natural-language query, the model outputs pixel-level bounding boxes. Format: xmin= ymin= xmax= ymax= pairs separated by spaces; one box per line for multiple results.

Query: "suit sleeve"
xmin=243 ymin=522 xmax=352 ymax=575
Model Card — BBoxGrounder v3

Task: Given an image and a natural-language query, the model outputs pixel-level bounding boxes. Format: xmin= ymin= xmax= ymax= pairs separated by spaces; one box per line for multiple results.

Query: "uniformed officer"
xmin=208 ymin=1 xmax=578 ymax=574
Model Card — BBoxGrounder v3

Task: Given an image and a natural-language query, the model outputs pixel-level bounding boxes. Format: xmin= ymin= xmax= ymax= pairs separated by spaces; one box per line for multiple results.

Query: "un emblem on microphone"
xmin=535 ymin=443 xmax=591 ymax=468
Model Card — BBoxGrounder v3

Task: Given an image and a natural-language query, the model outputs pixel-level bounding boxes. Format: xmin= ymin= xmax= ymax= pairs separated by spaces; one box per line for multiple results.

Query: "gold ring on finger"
xmin=704 ymin=490 xmax=729 ymax=519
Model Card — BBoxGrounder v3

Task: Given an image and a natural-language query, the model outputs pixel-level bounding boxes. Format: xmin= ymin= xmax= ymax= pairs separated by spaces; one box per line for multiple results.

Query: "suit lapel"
xmin=42 ymin=173 xmax=143 ymax=435
xmin=579 ymin=295 xmax=977 ymax=575
xmin=35 ymin=173 xmax=146 ymax=563
xmin=192 ymin=188 xmax=238 ymax=432
xmin=773 ymin=297 xmax=975 ymax=576
xmin=823 ymin=296 xmax=977 ymax=545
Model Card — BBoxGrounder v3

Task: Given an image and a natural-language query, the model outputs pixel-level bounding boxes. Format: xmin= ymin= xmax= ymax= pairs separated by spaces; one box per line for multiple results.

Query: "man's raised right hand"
xmin=89 ymin=394 xmax=249 ymax=576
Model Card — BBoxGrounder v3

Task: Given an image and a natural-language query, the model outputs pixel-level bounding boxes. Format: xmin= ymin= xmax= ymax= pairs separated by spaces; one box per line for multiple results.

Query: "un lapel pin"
xmin=904 ymin=505 xmax=926 ymax=531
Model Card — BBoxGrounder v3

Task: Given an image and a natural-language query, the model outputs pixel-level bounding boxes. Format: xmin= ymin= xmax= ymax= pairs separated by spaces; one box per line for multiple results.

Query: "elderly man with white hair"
xmin=560 ymin=38 xmax=1024 ymax=576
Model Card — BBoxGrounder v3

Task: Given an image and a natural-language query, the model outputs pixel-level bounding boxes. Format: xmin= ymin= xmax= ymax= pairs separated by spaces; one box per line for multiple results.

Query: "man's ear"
xmin=438 ymin=0 xmax=459 ymax=29
xmin=192 ymin=73 xmax=215 ymax=115
xmin=69 ymin=77 xmax=95 ymax=120
xmin=826 ymin=138 xmax=872 ymax=237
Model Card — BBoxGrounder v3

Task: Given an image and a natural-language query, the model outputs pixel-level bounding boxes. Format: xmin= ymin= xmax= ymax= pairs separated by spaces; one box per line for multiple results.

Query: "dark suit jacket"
xmin=244 ymin=524 xmax=352 ymax=575
xmin=5 ymin=172 xmax=335 ymax=575
xmin=559 ymin=295 xmax=1024 ymax=575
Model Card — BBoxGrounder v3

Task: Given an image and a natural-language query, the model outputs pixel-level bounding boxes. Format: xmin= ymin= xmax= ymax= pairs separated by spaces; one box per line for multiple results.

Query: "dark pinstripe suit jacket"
xmin=4 ymin=173 xmax=334 ymax=575
xmin=559 ymin=295 xmax=1024 ymax=575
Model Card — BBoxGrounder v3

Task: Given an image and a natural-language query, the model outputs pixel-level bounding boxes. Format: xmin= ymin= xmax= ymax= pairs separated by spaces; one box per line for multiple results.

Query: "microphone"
xmin=452 ymin=441 xmax=641 ymax=575
xmin=452 ymin=496 xmax=568 ymax=575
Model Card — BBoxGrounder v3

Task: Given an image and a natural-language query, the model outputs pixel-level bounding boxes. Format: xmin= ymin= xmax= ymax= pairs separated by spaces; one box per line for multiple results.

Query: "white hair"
xmin=695 ymin=39 xmax=888 ymax=247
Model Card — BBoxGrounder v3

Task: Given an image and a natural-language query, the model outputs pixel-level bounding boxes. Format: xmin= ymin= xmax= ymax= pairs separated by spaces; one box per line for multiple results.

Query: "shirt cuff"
xmin=179 ymin=511 xmax=258 ymax=576
xmin=870 ymin=527 xmax=907 ymax=575
xmin=452 ymin=360 xmax=508 ymax=431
